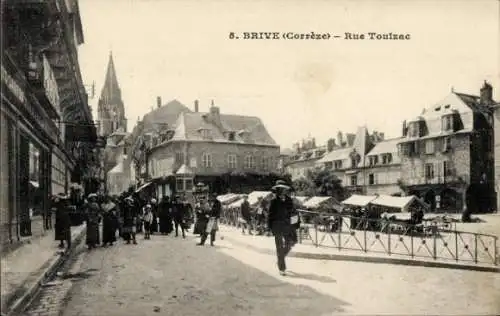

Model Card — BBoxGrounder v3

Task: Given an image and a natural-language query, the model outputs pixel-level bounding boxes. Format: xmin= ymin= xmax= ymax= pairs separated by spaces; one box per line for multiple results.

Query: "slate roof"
xmin=166 ymin=110 xmax=277 ymax=146
xmin=141 ymin=99 xmax=192 ymax=133
xmin=317 ymin=146 xmax=352 ymax=163
xmin=367 ymin=137 xmax=403 ymax=156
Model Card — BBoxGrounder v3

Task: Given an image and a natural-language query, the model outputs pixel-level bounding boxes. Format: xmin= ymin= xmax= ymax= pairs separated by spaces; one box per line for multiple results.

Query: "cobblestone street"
xmin=30 ymin=229 xmax=499 ymax=316
xmin=58 ymin=233 xmax=347 ymax=316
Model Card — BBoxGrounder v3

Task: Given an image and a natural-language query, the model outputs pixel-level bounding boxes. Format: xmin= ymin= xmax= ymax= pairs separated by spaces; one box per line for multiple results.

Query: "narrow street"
xmin=56 ymin=234 xmax=347 ymax=316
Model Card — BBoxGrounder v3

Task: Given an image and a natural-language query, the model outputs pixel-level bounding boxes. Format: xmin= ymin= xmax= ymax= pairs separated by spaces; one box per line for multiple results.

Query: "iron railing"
xmin=219 ymin=208 xmax=498 ymax=266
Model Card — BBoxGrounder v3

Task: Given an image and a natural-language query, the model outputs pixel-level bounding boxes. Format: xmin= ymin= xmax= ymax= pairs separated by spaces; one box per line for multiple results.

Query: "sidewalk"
xmin=218 ymin=224 xmax=500 ymax=272
xmin=0 ymin=224 xmax=86 ymax=315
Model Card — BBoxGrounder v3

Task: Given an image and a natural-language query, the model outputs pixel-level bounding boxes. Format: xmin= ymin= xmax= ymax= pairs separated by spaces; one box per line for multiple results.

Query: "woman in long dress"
xmin=101 ymin=195 xmax=118 ymax=246
xmin=122 ymin=196 xmax=138 ymax=244
xmin=53 ymin=193 xmax=72 ymax=250
xmin=158 ymin=197 xmax=173 ymax=235
xmin=85 ymin=193 xmax=101 ymax=250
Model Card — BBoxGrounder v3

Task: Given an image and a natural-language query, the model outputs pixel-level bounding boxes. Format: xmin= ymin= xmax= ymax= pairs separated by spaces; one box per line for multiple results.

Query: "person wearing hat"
xmin=150 ymin=198 xmax=159 ymax=234
xmin=143 ymin=204 xmax=154 ymax=240
xmin=268 ymin=180 xmax=295 ymax=275
xmin=172 ymin=195 xmax=186 ymax=238
xmin=85 ymin=193 xmax=101 ymax=250
xmin=53 ymin=193 xmax=72 ymax=250
xmin=197 ymin=192 xmax=221 ymax=246
xmin=240 ymin=194 xmax=253 ymax=235
xmin=122 ymin=196 xmax=138 ymax=244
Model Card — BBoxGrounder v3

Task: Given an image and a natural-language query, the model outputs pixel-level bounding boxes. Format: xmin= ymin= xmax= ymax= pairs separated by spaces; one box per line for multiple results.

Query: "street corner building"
xmin=397 ymin=82 xmax=496 ymax=213
xmin=130 ymin=98 xmax=281 ymax=200
xmin=1 ymin=0 xmax=99 ymax=249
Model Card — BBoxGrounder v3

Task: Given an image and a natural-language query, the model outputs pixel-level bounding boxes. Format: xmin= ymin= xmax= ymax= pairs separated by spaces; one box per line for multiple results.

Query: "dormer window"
xmin=408 ymin=121 xmax=421 ymax=138
xmin=228 ymin=131 xmax=236 ymax=141
xmin=382 ymin=153 xmax=393 ymax=164
xmin=199 ymin=128 xmax=212 ymax=139
xmin=334 ymin=160 xmax=342 ymax=169
xmin=368 ymin=155 xmax=378 ymax=166
xmin=441 ymin=114 xmax=454 ymax=132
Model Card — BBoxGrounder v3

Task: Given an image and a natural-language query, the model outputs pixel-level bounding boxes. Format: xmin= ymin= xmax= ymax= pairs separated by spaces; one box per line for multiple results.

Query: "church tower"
xmin=97 ymin=52 xmax=127 ymax=136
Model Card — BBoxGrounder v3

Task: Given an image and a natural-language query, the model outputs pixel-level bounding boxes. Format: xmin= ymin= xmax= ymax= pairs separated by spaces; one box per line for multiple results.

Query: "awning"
xmin=294 ymin=196 xmax=311 ymax=204
xmin=247 ymin=191 xmax=273 ymax=206
xmin=345 ymin=170 xmax=359 ymax=175
xmin=371 ymin=195 xmax=428 ymax=212
xmin=135 ymin=181 xmax=153 ymax=193
xmin=342 ymin=194 xmax=378 ymax=207
xmin=303 ymin=196 xmax=333 ymax=209
xmin=217 ymin=193 xmax=243 ymax=205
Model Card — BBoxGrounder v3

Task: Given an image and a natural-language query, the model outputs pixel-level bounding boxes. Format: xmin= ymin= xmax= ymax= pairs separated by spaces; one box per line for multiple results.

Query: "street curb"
xmin=221 ymin=234 xmax=500 ymax=274
xmin=3 ymin=225 xmax=87 ymax=316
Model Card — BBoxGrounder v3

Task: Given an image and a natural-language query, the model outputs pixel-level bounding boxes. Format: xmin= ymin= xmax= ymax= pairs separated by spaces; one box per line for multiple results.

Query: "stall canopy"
xmin=303 ymin=196 xmax=342 ymax=211
xmin=135 ymin=181 xmax=153 ymax=193
xmin=227 ymin=191 xmax=273 ymax=209
xmin=294 ymin=196 xmax=311 ymax=204
xmin=370 ymin=195 xmax=428 ymax=212
xmin=341 ymin=194 xmax=378 ymax=207
xmin=217 ymin=193 xmax=243 ymax=205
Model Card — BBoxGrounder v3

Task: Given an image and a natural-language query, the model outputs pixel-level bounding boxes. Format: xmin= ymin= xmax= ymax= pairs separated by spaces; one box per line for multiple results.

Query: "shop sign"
xmin=1 ymin=64 xmax=26 ymax=104
xmin=42 ymin=55 xmax=60 ymax=113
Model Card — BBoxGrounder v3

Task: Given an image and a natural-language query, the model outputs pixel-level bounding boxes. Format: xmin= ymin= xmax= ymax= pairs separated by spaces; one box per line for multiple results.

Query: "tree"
xmin=292 ymin=167 xmax=346 ymax=200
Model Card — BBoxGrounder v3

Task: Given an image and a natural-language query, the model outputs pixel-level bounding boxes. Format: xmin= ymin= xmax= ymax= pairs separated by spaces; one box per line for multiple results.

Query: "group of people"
xmin=52 ymin=191 xmax=195 ymax=251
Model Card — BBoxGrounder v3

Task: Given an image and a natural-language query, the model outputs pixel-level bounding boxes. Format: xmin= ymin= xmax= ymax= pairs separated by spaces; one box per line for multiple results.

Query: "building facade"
xmin=492 ymin=100 xmax=500 ymax=212
xmin=397 ymin=83 xmax=495 ymax=212
xmin=133 ymin=100 xmax=280 ymax=199
xmin=1 ymin=0 xmax=97 ymax=248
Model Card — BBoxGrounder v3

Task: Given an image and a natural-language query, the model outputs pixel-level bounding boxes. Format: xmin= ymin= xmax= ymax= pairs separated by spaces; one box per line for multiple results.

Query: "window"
xmin=325 ymin=162 xmax=333 ymax=169
xmin=368 ymin=155 xmax=378 ymax=166
xmin=442 ymin=137 xmax=451 ymax=152
xmin=227 ymin=154 xmax=237 ymax=169
xmin=176 ymin=178 xmax=184 ymax=192
xmin=368 ymin=173 xmax=375 ymax=185
xmin=425 ymin=140 xmax=435 ymax=154
xmin=244 ymin=155 xmax=255 ymax=169
xmin=260 ymin=157 xmax=269 ymax=170
xmin=228 ymin=132 xmax=235 ymax=141
xmin=334 ymin=160 xmax=342 ymax=169
xmin=441 ymin=115 xmax=454 ymax=132
xmin=408 ymin=142 xmax=419 ymax=156
xmin=408 ymin=122 xmax=420 ymax=137
xmin=443 ymin=161 xmax=452 ymax=177
xmin=382 ymin=153 xmax=392 ymax=164
xmin=123 ymin=147 xmax=127 ymax=155
xmin=185 ymin=178 xmax=193 ymax=191
xmin=202 ymin=152 xmax=212 ymax=168
xmin=175 ymin=152 xmax=184 ymax=164
xmin=200 ymin=129 xmax=211 ymax=139
xmin=350 ymin=175 xmax=358 ymax=186
xmin=425 ymin=163 xmax=434 ymax=179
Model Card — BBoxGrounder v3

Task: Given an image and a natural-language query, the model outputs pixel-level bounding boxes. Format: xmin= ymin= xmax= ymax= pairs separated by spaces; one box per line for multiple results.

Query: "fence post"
xmin=388 ymin=225 xmax=391 ymax=256
xmin=455 ymin=231 xmax=458 ymax=262
xmin=433 ymin=229 xmax=437 ymax=260
xmin=338 ymin=215 xmax=341 ymax=251
xmin=411 ymin=233 xmax=414 ymax=258
xmin=495 ymin=237 xmax=498 ymax=265
xmin=474 ymin=234 xmax=478 ymax=264
xmin=314 ymin=217 xmax=318 ymax=247
xmin=364 ymin=225 xmax=367 ymax=253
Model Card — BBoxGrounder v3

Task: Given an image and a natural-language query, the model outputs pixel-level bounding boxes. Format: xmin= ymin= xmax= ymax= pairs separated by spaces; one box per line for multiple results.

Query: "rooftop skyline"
xmin=78 ymin=0 xmax=500 ymax=149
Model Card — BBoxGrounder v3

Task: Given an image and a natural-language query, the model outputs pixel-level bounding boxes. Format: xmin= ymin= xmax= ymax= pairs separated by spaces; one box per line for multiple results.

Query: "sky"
xmin=77 ymin=0 xmax=500 ymax=149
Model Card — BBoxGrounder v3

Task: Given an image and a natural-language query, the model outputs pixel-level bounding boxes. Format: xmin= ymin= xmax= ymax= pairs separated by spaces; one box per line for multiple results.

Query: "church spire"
xmin=100 ymin=51 xmax=121 ymax=103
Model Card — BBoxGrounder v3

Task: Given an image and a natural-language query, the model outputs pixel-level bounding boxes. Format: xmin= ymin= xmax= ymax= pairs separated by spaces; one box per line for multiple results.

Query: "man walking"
xmin=240 ymin=195 xmax=253 ymax=235
xmin=198 ymin=193 xmax=221 ymax=246
xmin=268 ymin=180 xmax=295 ymax=276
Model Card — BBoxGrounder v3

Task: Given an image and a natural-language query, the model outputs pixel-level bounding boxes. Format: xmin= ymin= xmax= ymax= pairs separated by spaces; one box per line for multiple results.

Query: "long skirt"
xmin=159 ymin=215 xmax=173 ymax=234
xmin=151 ymin=216 xmax=159 ymax=233
xmin=102 ymin=215 xmax=117 ymax=244
xmin=194 ymin=218 xmax=208 ymax=235
xmin=86 ymin=221 xmax=100 ymax=246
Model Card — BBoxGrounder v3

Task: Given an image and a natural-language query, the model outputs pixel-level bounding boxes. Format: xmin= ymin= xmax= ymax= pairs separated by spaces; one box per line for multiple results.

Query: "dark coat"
xmin=54 ymin=199 xmax=71 ymax=241
xmin=267 ymin=196 xmax=294 ymax=233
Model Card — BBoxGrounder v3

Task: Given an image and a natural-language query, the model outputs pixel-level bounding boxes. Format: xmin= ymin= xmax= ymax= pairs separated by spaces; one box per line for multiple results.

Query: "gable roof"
xmin=367 ymin=137 xmax=403 ymax=158
xmin=166 ymin=110 xmax=277 ymax=146
xmin=141 ymin=99 xmax=192 ymax=133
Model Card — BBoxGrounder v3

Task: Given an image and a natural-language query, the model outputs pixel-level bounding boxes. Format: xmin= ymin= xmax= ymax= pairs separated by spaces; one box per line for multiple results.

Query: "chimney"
xmin=156 ymin=96 xmax=162 ymax=108
xmin=337 ymin=131 xmax=343 ymax=147
xmin=327 ymin=138 xmax=336 ymax=152
xmin=378 ymin=132 xmax=385 ymax=140
xmin=402 ymin=120 xmax=407 ymax=136
xmin=209 ymin=99 xmax=221 ymax=127
xmin=194 ymin=100 xmax=199 ymax=112
xmin=480 ymin=81 xmax=493 ymax=105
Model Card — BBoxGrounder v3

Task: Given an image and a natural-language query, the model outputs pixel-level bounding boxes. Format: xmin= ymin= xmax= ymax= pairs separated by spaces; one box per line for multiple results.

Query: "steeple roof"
xmin=100 ymin=51 xmax=122 ymax=104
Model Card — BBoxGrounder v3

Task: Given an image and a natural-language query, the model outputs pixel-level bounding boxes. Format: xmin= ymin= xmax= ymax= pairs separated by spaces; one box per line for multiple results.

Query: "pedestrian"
xmin=268 ymin=180 xmax=295 ymax=276
xmin=197 ymin=193 xmax=221 ymax=247
xmin=158 ymin=196 xmax=173 ymax=235
xmin=122 ymin=196 xmax=138 ymax=245
xmin=85 ymin=193 xmax=101 ymax=250
xmin=150 ymin=198 xmax=159 ymax=234
xmin=240 ymin=195 xmax=253 ymax=235
xmin=143 ymin=204 xmax=154 ymax=240
xmin=172 ymin=196 xmax=186 ymax=238
xmin=101 ymin=195 xmax=118 ymax=246
xmin=53 ymin=193 xmax=72 ymax=251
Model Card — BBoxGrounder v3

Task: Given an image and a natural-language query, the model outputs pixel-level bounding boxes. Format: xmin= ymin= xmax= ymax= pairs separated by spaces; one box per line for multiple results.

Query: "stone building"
xmin=397 ymin=82 xmax=495 ymax=213
xmin=316 ymin=127 xmax=396 ymax=195
xmin=492 ymin=99 xmax=500 ymax=212
xmin=132 ymin=99 xmax=280 ymax=199
xmin=1 ymin=0 xmax=97 ymax=247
